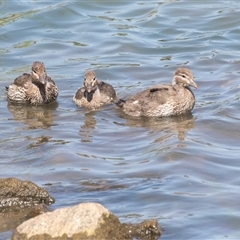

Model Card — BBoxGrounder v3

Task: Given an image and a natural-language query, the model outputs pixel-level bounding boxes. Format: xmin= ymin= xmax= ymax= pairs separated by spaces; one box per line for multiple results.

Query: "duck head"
xmin=31 ymin=61 xmax=47 ymax=85
xmin=83 ymin=70 xmax=98 ymax=102
xmin=173 ymin=68 xmax=198 ymax=89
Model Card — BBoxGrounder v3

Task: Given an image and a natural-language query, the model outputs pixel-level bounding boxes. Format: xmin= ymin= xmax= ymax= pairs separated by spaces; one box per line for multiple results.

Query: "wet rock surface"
xmin=124 ymin=219 xmax=162 ymax=240
xmin=12 ymin=202 xmax=162 ymax=240
xmin=0 ymin=178 xmax=55 ymax=212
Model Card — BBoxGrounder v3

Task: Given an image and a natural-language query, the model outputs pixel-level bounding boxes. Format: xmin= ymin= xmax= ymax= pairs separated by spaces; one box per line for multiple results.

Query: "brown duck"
xmin=117 ymin=68 xmax=197 ymax=117
xmin=73 ymin=70 xmax=117 ymax=110
xmin=6 ymin=61 xmax=58 ymax=105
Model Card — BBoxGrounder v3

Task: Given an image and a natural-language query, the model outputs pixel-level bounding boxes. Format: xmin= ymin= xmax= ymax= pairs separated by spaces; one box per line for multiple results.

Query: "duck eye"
xmin=181 ymin=74 xmax=186 ymax=78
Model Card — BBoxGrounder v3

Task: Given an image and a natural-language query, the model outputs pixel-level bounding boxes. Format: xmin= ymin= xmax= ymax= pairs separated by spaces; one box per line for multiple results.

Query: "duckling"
xmin=73 ymin=70 xmax=117 ymax=110
xmin=117 ymin=68 xmax=197 ymax=117
xmin=6 ymin=61 xmax=58 ymax=105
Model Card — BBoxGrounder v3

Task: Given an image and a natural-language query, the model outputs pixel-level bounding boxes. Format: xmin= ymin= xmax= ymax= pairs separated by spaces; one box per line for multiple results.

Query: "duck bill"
xmin=86 ymin=87 xmax=92 ymax=93
xmin=39 ymin=74 xmax=46 ymax=85
xmin=190 ymin=81 xmax=198 ymax=89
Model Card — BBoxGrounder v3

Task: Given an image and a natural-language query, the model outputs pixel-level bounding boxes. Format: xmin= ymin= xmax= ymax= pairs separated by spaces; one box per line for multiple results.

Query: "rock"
xmin=0 ymin=178 xmax=55 ymax=212
xmin=124 ymin=219 xmax=162 ymax=240
xmin=0 ymin=204 xmax=50 ymax=233
xmin=12 ymin=202 xmax=127 ymax=240
xmin=12 ymin=202 xmax=161 ymax=240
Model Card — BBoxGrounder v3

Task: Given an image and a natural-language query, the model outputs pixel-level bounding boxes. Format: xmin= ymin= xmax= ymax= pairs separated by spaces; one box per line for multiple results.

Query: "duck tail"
xmin=115 ymin=98 xmax=125 ymax=108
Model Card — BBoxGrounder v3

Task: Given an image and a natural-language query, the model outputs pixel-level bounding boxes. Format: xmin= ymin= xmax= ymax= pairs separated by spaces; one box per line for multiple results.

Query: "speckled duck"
xmin=6 ymin=61 xmax=58 ymax=105
xmin=117 ymin=68 xmax=197 ymax=117
xmin=73 ymin=70 xmax=117 ymax=110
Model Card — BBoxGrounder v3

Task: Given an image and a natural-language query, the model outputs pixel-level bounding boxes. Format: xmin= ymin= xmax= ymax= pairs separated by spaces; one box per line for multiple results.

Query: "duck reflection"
xmin=117 ymin=111 xmax=196 ymax=141
xmin=7 ymin=101 xmax=58 ymax=129
xmin=79 ymin=111 xmax=97 ymax=142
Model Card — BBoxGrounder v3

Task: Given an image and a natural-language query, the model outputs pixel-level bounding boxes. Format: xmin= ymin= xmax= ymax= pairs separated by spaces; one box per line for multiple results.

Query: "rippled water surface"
xmin=1 ymin=0 xmax=240 ymax=239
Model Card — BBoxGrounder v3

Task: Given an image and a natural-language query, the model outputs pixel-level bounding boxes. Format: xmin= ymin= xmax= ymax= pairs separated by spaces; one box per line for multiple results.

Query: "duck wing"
xmin=13 ymin=73 xmax=31 ymax=87
xmin=118 ymin=84 xmax=176 ymax=117
xmin=74 ymin=87 xmax=85 ymax=100
xmin=129 ymin=84 xmax=176 ymax=105
xmin=98 ymin=81 xmax=117 ymax=99
xmin=46 ymin=76 xmax=56 ymax=85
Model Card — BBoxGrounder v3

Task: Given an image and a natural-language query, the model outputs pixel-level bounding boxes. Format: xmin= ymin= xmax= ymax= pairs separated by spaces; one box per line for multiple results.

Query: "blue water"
xmin=1 ymin=0 xmax=240 ymax=239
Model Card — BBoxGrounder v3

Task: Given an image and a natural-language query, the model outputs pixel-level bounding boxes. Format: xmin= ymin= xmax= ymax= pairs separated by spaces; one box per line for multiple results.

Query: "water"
xmin=1 ymin=0 xmax=240 ymax=239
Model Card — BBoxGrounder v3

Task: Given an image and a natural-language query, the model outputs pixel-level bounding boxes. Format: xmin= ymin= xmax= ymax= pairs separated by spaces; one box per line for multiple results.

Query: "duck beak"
xmin=39 ymin=74 xmax=46 ymax=85
xmin=85 ymin=83 xmax=97 ymax=93
xmin=86 ymin=87 xmax=92 ymax=93
xmin=190 ymin=79 xmax=198 ymax=89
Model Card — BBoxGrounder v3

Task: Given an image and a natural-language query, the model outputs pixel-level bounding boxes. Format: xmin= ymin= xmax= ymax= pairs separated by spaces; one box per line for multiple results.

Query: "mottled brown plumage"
xmin=73 ymin=70 xmax=117 ymax=110
xmin=117 ymin=68 xmax=197 ymax=117
xmin=6 ymin=62 xmax=58 ymax=105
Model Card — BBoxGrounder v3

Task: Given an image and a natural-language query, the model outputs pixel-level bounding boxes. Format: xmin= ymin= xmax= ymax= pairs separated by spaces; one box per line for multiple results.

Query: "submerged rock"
xmin=0 ymin=204 xmax=50 ymax=233
xmin=0 ymin=178 xmax=55 ymax=212
xmin=12 ymin=202 xmax=162 ymax=240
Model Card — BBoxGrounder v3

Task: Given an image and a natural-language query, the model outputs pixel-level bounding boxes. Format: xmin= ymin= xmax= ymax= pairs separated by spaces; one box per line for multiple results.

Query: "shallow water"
xmin=1 ymin=0 xmax=240 ymax=239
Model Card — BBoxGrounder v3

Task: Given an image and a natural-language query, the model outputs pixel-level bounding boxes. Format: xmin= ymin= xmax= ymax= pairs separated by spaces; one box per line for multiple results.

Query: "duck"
xmin=6 ymin=61 xmax=58 ymax=105
xmin=116 ymin=67 xmax=197 ymax=117
xmin=73 ymin=70 xmax=117 ymax=110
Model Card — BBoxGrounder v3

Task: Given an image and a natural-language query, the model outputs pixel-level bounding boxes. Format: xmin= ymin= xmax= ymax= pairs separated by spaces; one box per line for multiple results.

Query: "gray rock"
xmin=0 ymin=178 xmax=55 ymax=212
xmin=12 ymin=202 xmax=161 ymax=240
